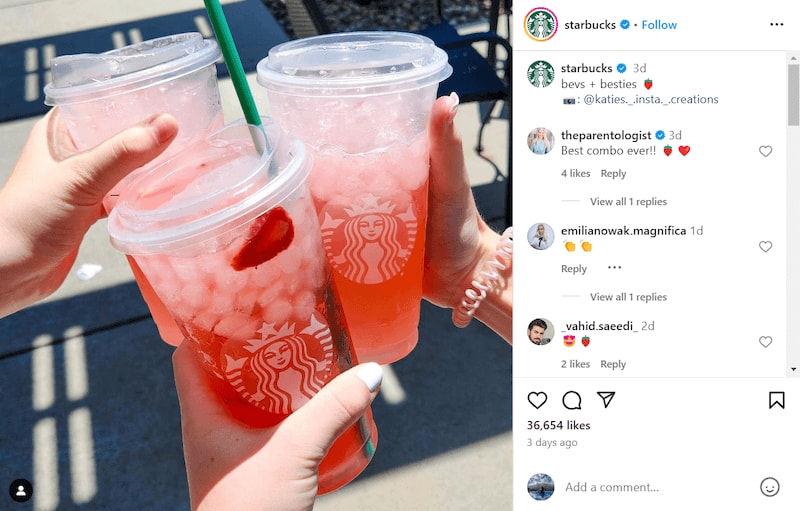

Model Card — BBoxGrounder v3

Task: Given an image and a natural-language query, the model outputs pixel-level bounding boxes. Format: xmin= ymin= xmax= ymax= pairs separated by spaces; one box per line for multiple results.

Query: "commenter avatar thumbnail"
xmin=528 ymin=473 xmax=555 ymax=500
xmin=524 ymin=8 xmax=557 ymax=41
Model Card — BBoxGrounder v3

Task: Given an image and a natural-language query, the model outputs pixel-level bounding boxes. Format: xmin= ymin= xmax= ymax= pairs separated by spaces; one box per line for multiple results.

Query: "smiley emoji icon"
xmin=760 ymin=477 xmax=779 ymax=497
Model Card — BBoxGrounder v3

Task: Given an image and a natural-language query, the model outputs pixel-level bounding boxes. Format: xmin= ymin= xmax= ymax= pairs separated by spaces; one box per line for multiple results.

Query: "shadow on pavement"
xmin=363 ymin=301 xmax=511 ymax=477
xmin=0 ymin=305 xmax=188 ymax=510
xmin=0 ymin=272 xmax=509 ymax=508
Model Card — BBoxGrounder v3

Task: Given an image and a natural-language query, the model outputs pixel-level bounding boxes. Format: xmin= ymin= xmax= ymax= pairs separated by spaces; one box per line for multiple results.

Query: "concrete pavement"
xmin=0 ymin=1 xmax=511 ymax=509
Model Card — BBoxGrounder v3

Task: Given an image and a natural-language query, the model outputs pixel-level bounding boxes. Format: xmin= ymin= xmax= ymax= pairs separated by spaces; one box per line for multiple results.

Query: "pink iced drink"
xmin=44 ymin=33 xmax=224 ymax=211
xmin=108 ymin=120 xmax=377 ymax=494
xmin=135 ymin=172 xmax=335 ymax=388
xmin=257 ymin=31 xmax=452 ymax=364
xmin=44 ymin=33 xmax=225 ymax=345
xmin=308 ymin=133 xmax=430 ymax=363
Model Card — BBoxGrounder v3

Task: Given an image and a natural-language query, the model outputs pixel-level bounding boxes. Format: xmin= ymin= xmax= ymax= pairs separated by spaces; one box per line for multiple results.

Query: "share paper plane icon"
xmin=597 ymin=392 xmax=616 ymax=408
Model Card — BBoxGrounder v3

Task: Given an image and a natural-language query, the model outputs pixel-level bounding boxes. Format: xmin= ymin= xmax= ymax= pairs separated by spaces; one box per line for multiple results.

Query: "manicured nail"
xmin=356 ymin=362 xmax=383 ymax=392
xmin=146 ymin=113 xmax=178 ymax=144
xmin=448 ymin=92 xmax=460 ymax=114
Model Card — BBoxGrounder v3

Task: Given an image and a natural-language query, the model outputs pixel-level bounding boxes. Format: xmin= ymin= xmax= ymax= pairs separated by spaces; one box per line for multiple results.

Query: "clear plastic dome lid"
xmin=44 ymin=32 xmax=221 ymax=104
xmin=108 ymin=118 xmax=310 ymax=254
xmin=256 ymin=31 xmax=452 ymax=97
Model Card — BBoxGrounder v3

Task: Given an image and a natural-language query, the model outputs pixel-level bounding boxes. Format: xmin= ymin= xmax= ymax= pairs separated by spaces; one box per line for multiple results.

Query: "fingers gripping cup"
xmin=257 ymin=32 xmax=452 ymax=364
xmin=44 ymin=32 xmax=224 ymax=346
xmin=44 ymin=33 xmax=224 ymax=206
xmin=107 ymin=119 xmax=377 ymax=494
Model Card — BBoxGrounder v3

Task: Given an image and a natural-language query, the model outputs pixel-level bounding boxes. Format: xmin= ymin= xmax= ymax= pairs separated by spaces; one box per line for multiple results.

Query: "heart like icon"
xmin=759 ymin=145 xmax=772 ymax=157
xmin=759 ymin=241 xmax=772 ymax=253
xmin=678 ymin=145 xmax=690 ymax=156
xmin=759 ymin=336 xmax=773 ymax=348
xmin=528 ymin=391 xmax=547 ymax=409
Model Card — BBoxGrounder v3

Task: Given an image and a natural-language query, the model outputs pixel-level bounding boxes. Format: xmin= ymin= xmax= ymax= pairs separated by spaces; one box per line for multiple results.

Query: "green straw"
xmin=203 ymin=0 xmax=267 ymax=155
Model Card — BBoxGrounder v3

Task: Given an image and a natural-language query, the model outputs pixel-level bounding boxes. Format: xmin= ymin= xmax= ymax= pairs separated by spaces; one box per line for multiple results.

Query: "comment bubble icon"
xmin=562 ymin=390 xmax=582 ymax=410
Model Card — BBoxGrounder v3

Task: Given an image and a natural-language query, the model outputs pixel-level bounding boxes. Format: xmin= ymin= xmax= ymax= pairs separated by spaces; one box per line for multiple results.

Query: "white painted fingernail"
xmin=356 ymin=362 xmax=383 ymax=392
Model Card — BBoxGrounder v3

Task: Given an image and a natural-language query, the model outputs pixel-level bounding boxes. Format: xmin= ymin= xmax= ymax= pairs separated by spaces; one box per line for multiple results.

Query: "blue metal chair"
xmin=419 ymin=0 xmax=512 ymax=224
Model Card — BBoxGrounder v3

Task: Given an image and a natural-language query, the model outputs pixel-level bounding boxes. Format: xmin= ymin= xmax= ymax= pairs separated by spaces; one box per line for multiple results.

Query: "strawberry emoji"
xmin=663 ymin=145 xmax=672 ymax=156
xmin=644 ymin=79 xmax=653 ymax=90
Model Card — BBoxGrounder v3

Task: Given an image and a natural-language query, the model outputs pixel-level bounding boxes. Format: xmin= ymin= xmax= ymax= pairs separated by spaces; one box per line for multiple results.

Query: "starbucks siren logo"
xmin=320 ymin=194 xmax=416 ymax=285
xmin=528 ymin=61 xmax=554 ymax=88
xmin=525 ymin=7 xmax=558 ymax=42
xmin=221 ymin=316 xmax=334 ymax=416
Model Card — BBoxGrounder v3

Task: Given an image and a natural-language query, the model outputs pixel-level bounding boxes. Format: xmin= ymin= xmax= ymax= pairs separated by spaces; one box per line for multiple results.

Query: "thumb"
xmin=428 ymin=93 xmax=471 ymax=203
xmin=68 ymin=113 xmax=179 ymax=202
xmin=172 ymin=340 xmax=230 ymax=425
xmin=278 ymin=363 xmax=382 ymax=459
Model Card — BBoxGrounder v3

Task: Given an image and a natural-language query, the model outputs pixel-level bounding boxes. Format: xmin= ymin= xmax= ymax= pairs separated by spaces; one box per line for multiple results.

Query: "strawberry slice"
xmin=231 ymin=207 xmax=294 ymax=271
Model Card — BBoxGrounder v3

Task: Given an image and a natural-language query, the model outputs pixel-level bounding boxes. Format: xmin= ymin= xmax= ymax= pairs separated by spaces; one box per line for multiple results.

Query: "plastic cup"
xmin=107 ymin=118 xmax=377 ymax=494
xmin=256 ymin=31 xmax=452 ymax=364
xmin=44 ymin=32 xmax=225 ymax=346
xmin=44 ymin=32 xmax=224 ymax=204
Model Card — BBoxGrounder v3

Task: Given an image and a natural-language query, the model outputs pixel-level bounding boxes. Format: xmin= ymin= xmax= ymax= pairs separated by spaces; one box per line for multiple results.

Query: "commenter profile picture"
xmin=524 ymin=8 xmax=558 ymax=41
xmin=528 ymin=473 xmax=555 ymax=500
xmin=527 ymin=222 xmax=554 ymax=250
xmin=527 ymin=127 xmax=554 ymax=154
xmin=527 ymin=318 xmax=553 ymax=346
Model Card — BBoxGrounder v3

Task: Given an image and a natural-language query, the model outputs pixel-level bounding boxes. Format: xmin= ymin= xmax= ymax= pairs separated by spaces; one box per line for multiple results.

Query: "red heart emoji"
xmin=679 ymin=145 xmax=690 ymax=156
xmin=663 ymin=146 xmax=672 ymax=156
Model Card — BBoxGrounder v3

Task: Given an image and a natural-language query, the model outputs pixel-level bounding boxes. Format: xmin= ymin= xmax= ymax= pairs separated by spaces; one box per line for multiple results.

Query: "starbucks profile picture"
xmin=524 ymin=7 xmax=558 ymax=41
xmin=527 ymin=473 xmax=555 ymax=500
xmin=527 ymin=60 xmax=554 ymax=88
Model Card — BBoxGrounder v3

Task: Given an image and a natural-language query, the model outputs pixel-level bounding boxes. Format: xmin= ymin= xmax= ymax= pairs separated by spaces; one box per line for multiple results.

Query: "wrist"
xmin=451 ymin=226 xmax=513 ymax=343
xmin=473 ymin=229 xmax=513 ymax=343
xmin=449 ymin=219 xmax=501 ymax=301
xmin=0 ymin=212 xmax=64 ymax=317
xmin=0 ymin=223 xmax=37 ymax=317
